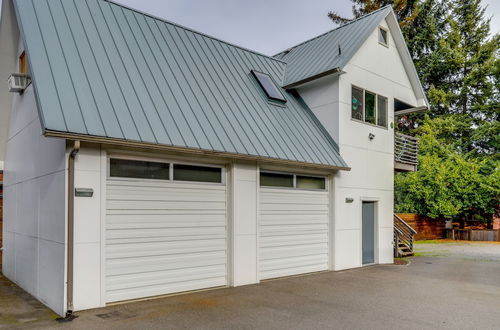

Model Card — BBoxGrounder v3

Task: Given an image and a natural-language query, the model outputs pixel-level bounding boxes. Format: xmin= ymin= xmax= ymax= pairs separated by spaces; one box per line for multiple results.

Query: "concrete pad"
xmin=1 ymin=242 xmax=500 ymax=329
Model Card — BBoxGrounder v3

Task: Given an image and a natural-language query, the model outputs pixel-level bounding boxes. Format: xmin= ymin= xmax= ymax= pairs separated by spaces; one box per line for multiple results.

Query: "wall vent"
xmin=8 ymin=73 xmax=30 ymax=93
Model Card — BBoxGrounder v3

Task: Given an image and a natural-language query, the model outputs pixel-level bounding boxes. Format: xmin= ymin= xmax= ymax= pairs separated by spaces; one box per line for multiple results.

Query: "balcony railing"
xmin=395 ymin=133 xmax=418 ymax=171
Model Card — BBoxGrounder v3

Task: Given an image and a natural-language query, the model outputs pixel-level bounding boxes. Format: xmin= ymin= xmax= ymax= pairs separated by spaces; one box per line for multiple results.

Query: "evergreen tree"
xmin=328 ymin=0 xmax=419 ymax=27
xmin=426 ymin=0 xmax=499 ymax=155
xmin=328 ymin=0 xmax=500 ymax=221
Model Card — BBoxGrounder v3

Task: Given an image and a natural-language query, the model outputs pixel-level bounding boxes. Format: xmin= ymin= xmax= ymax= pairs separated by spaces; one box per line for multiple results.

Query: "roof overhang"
xmin=45 ymin=130 xmax=351 ymax=172
xmin=394 ymin=105 xmax=428 ymax=116
xmin=283 ymin=67 xmax=343 ymax=90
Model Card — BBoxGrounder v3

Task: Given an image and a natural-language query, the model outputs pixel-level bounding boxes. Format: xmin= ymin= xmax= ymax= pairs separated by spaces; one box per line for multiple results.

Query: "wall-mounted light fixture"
xmin=368 ymin=133 xmax=375 ymax=141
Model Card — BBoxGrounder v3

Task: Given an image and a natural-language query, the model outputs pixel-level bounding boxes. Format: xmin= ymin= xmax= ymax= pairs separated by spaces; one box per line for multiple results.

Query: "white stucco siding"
xmin=231 ymin=162 xmax=258 ymax=286
xmin=297 ymin=18 xmax=424 ymax=270
xmin=344 ymin=18 xmax=418 ymax=107
xmin=0 ymin=0 xmax=20 ymax=166
xmin=333 ymin=21 xmax=404 ymax=269
xmin=2 ymin=82 xmax=67 ymax=316
xmin=297 ymin=76 xmax=340 ymax=143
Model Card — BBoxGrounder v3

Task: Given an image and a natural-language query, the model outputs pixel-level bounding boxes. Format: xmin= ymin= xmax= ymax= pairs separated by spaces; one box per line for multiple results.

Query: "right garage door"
xmin=259 ymin=171 xmax=330 ymax=280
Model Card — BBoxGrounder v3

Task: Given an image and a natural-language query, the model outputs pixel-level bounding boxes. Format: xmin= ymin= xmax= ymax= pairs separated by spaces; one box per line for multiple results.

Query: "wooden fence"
xmin=396 ymin=213 xmax=445 ymax=240
xmin=446 ymin=229 xmax=500 ymax=242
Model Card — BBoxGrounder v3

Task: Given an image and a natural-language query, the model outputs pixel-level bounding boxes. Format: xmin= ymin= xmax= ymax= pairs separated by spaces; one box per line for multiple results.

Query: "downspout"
xmin=66 ymin=140 xmax=80 ymax=316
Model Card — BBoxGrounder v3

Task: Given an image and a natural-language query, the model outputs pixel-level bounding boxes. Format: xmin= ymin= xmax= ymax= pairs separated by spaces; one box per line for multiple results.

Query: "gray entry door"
xmin=362 ymin=202 xmax=375 ymax=265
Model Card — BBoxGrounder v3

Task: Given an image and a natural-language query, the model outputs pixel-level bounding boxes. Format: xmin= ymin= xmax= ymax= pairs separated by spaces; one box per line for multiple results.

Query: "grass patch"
xmin=415 ymin=239 xmax=500 ymax=245
xmin=414 ymin=240 xmax=447 ymax=244
xmin=414 ymin=252 xmax=446 ymax=257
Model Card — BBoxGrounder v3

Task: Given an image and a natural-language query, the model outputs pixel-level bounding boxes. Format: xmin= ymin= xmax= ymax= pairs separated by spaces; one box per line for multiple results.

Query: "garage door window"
xmin=260 ymin=172 xmax=294 ymax=188
xmin=173 ymin=164 xmax=222 ymax=183
xmin=296 ymin=176 xmax=326 ymax=190
xmin=110 ymin=158 xmax=170 ymax=180
xmin=260 ymin=171 xmax=326 ymax=190
xmin=110 ymin=158 xmax=223 ymax=184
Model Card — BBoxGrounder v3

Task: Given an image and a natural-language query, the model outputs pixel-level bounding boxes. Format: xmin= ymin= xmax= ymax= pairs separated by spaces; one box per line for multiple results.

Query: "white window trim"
xmin=378 ymin=26 xmax=389 ymax=47
xmin=107 ymin=155 xmax=226 ymax=185
xmin=351 ymin=84 xmax=389 ymax=130
xmin=259 ymin=169 xmax=328 ymax=191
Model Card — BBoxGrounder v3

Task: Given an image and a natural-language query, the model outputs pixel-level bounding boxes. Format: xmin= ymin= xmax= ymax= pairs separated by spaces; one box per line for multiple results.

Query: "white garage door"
xmin=259 ymin=171 xmax=329 ymax=280
xmin=105 ymin=158 xmax=227 ymax=303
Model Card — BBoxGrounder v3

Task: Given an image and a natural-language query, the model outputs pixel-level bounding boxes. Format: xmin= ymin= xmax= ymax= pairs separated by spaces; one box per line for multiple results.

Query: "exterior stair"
xmin=394 ymin=214 xmax=417 ymax=257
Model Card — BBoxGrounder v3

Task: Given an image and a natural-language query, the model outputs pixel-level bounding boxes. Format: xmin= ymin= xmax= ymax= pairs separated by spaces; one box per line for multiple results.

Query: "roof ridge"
xmin=273 ymin=5 xmax=392 ymax=57
xmin=103 ymin=0 xmax=287 ymax=64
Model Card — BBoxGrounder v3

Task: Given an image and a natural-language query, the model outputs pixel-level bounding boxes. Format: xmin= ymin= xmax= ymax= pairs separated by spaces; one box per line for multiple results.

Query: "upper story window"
xmin=351 ymin=85 xmax=388 ymax=128
xmin=378 ymin=27 xmax=388 ymax=46
xmin=251 ymin=70 xmax=287 ymax=103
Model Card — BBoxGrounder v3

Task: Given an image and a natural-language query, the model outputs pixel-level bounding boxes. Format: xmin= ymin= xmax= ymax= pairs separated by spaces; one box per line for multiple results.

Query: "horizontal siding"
xmin=105 ymin=179 xmax=227 ymax=302
xmin=259 ymin=188 xmax=329 ymax=280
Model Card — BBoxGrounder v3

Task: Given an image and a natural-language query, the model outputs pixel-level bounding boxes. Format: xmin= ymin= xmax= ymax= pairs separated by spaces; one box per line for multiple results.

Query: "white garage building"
xmin=0 ymin=0 xmax=427 ymax=316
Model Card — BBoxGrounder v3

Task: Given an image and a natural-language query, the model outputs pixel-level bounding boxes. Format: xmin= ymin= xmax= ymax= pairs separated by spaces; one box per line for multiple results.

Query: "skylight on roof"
xmin=251 ymin=70 xmax=287 ymax=103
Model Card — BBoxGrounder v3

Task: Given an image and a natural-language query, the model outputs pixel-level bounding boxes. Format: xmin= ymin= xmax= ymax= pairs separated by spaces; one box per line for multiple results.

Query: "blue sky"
xmin=112 ymin=0 xmax=499 ymax=55
xmin=0 ymin=0 xmax=498 ymax=55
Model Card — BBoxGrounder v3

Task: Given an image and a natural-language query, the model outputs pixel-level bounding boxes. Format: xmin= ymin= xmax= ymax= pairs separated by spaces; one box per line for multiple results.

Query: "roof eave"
xmin=394 ymin=105 xmax=428 ymax=116
xmin=45 ymin=130 xmax=351 ymax=172
xmin=283 ymin=67 xmax=343 ymax=90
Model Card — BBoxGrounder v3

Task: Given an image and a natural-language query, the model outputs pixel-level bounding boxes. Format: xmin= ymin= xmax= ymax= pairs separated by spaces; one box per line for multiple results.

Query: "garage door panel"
xmin=106 ymin=239 xmax=226 ymax=258
xmin=260 ymin=263 xmax=328 ymax=280
xmin=259 ymin=244 xmax=328 ymax=258
xmin=107 ymin=209 xmax=225 ymax=216
xmin=107 ymin=189 xmax=226 ymax=202
xmin=259 ymin=234 xmax=328 ymax=247
xmin=260 ymin=223 xmax=329 ymax=233
xmin=107 ymin=213 xmax=225 ymax=225
xmin=106 ymin=227 xmax=226 ymax=239
xmin=259 ymin=188 xmax=329 ymax=280
xmin=107 ymin=252 xmax=226 ymax=276
xmin=108 ymin=179 xmax=226 ymax=190
xmin=107 ymin=220 xmax=226 ymax=230
xmin=260 ymin=203 xmax=329 ymax=212
xmin=106 ymin=178 xmax=227 ymax=303
xmin=107 ymin=277 xmax=226 ymax=303
xmin=107 ymin=266 xmax=227 ymax=291
xmin=107 ymin=200 xmax=226 ymax=211
xmin=260 ymin=254 xmax=328 ymax=270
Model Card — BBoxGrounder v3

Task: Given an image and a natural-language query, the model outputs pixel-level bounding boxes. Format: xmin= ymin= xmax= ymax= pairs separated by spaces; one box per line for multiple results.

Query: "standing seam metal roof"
xmin=14 ymin=0 xmax=348 ymax=168
xmin=275 ymin=6 xmax=392 ymax=87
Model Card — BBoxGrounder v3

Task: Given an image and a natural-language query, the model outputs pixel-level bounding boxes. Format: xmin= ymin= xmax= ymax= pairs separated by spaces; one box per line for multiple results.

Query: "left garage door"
xmin=105 ymin=158 xmax=227 ymax=303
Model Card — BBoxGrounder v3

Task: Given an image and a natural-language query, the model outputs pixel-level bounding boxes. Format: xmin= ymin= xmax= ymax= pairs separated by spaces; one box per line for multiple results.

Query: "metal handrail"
xmin=393 ymin=214 xmax=416 ymax=257
xmin=395 ymin=132 xmax=419 ymax=165
xmin=394 ymin=214 xmax=417 ymax=234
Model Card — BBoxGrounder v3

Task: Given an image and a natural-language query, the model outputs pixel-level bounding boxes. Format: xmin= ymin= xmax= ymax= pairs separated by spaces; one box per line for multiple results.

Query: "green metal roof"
xmin=14 ymin=0 xmax=348 ymax=169
xmin=275 ymin=6 xmax=392 ymax=88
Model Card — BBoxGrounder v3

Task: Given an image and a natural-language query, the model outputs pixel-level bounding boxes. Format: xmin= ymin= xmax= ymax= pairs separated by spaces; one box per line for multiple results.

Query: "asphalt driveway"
xmin=2 ymin=241 xmax=500 ymax=329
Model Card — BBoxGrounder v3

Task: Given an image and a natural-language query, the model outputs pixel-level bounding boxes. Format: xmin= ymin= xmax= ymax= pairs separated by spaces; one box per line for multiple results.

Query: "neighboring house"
xmin=0 ymin=0 xmax=427 ymax=317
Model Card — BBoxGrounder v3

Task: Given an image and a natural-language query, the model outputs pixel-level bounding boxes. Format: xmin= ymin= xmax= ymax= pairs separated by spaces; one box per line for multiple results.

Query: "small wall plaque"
xmin=75 ymin=188 xmax=94 ymax=197
xmin=345 ymin=197 xmax=354 ymax=203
